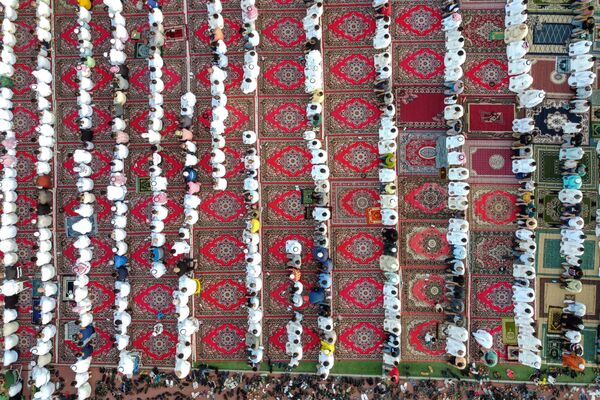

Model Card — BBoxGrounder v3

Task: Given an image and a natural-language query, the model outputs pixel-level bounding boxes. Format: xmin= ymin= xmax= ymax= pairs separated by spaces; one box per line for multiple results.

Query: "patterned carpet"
xmin=7 ymin=0 xmax=599 ymax=374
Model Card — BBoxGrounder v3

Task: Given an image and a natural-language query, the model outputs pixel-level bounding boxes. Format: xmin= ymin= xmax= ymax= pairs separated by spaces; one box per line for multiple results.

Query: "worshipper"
xmin=472 ymin=329 xmax=493 ymax=350
xmin=563 ymin=353 xmax=586 ymax=371
xmin=563 ymin=300 xmax=586 ymax=317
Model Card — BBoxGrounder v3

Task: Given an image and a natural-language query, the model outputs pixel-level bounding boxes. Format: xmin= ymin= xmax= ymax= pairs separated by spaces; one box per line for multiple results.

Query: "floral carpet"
xmin=6 ymin=0 xmax=599 ymax=372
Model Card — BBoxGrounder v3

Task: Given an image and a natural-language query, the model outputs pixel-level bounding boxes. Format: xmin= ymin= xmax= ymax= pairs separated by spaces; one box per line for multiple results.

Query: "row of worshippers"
xmin=371 ymin=0 xmax=401 ymax=383
xmin=504 ymin=0 xmax=546 ymax=108
xmin=239 ymin=0 xmax=259 ymax=93
xmin=0 ymin=0 xmax=22 ymax=392
xmin=240 ymin=129 xmax=264 ymax=371
xmin=143 ymin=0 xmax=172 ymax=279
xmin=207 ymin=0 xmax=229 ymax=191
xmin=303 ymin=0 xmax=335 ymax=380
xmin=441 ymin=0 xmax=469 ymax=368
xmin=557 ymin=1 xmax=597 ymax=372
xmin=29 ymin=0 xmax=61 ymax=397
xmin=444 ymin=324 xmax=497 ymax=370
xmin=53 ymin=0 xmax=99 ymax=398
xmin=560 ymin=299 xmax=588 ymax=372
xmin=104 ymin=0 xmax=134 ymax=381
xmin=504 ymin=0 xmax=543 ymax=371
xmin=172 ymin=275 xmax=201 ymax=378
xmin=170 ymin=93 xmax=200 ymax=378
xmin=285 ymin=240 xmax=304 ymax=369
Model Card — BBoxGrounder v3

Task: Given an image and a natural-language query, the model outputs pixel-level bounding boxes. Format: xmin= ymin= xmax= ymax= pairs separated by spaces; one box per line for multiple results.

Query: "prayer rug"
xmin=534 ymin=145 xmax=598 ymax=190
xmin=197 ymin=143 xmax=246 ymax=185
xmin=335 ymin=318 xmax=385 ymax=359
xmin=54 ymin=101 xmax=114 ymax=142
xmin=9 ymin=103 xmax=39 ymax=142
xmin=536 ymin=190 xmax=598 ymax=228
xmin=538 ymin=233 xmax=599 ymax=273
xmin=198 ymin=320 xmax=247 ymax=361
xmin=547 ymin=306 xmax=564 ymax=334
xmin=540 ymin=279 xmax=600 ymax=319
xmin=331 ymin=182 xmax=380 ymax=225
xmin=260 ymin=142 xmax=312 ymax=182
xmin=528 ymin=14 xmax=573 ymax=55
xmin=527 ymin=98 xmax=588 ymax=144
xmin=392 ymin=2 xmax=444 ymax=42
xmin=328 ymin=136 xmax=379 ymax=179
xmin=128 ymin=191 xmax=185 ymax=231
xmin=198 ymin=187 xmax=246 ymax=227
xmin=395 ymin=43 xmax=445 ymax=85
xmin=544 ymin=334 xmax=564 ymax=363
xmin=397 ymin=130 xmax=445 ymax=174
xmin=324 ymin=49 xmax=377 ymax=91
xmin=401 ymin=269 xmax=447 ymax=313
xmin=130 ymin=323 xmax=178 ymax=365
xmin=530 ymin=57 xmax=572 ymax=95
xmin=188 ymin=13 xmax=243 ymax=54
xmin=54 ymin=188 xmax=112 ymax=231
xmin=325 ymin=93 xmax=382 ymax=135
xmin=194 ymin=231 xmax=246 ymax=271
xmin=198 ymin=97 xmax=255 ymax=136
xmin=332 ymin=227 xmax=384 ymax=269
xmin=58 ymin=322 xmax=120 ymax=365
xmin=501 ymin=318 xmax=519 ymax=346
xmin=260 ymin=54 xmax=306 ymax=95
xmin=463 ymin=55 xmax=510 ymax=95
xmin=470 ymin=231 xmax=514 ymax=275
xmin=400 ymin=223 xmax=449 ymax=265
xmin=196 ymin=275 xmax=247 ymax=317
xmin=466 ymin=140 xmax=514 ymax=183
xmin=322 ymin=7 xmax=376 ymax=47
xmin=401 ymin=316 xmax=446 ymax=361
xmin=261 ymin=229 xmax=315 ymax=271
xmin=257 ymin=12 xmax=306 ymax=52
xmin=54 ymin=146 xmax=114 ymax=186
xmin=471 ymin=276 xmax=514 ymax=317
xmin=467 ymin=102 xmax=515 ymax=136
xmin=130 ymin=279 xmax=179 ymax=319
xmin=258 ymin=97 xmax=308 ymax=139
xmin=60 ymin=280 xmax=116 ymax=319
xmin=264 ymin=318 xmax=320 ymax=362
xmin=14 ymin=325 xmax=37 ymax=364
xmin=124 ymin=235 xmax=182 ymax=274
xmin=469 ymin=185 xmax=519 ymax=231
xmin=469 ymin=320 xmax=507 ymax=360
xmin=262 ymin=272 xmax=316 ymax=316
xmin=398 ymin=178 xmax=451 ymax=220
xmin=333 ymin=273 xmax=384 ymax=315
xmin=461 ymin=10 xmax=506 ymax=53
xmin=592 ymin=106 xmax=600 ymax=140
xmin=529 ymin=0 xmax=570 ymax=13
xmin=396 ymin=88 xmax=446 ymax=130
xmin=194 ymin=56 xmax=247 ymax=97
xmin=262 ymin=185 xmax=312 ymax=226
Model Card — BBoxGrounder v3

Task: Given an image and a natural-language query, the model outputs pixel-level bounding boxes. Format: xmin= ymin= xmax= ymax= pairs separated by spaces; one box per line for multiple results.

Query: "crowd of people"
xmin=371 ymin=0 xmax=402 ymax=381
xmin=555 ymin=0 xmax=597 ymax=372
xmin=440 ymin=0 xmax=471 ymax=370
xmin=301 ymin=0 xmax=337 ymax=380
xmin=45 ymin=364 xmax=598 ymax=400
xmin=503 ymin=0 xmax=545 ymax=370
xmin=0 ymin=0 xmax=59 ymax=396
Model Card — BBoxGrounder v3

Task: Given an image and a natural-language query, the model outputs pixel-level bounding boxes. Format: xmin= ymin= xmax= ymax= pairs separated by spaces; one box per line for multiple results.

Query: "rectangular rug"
xmin=501 ymin=318 xmax=518 ymax=346
xmin=547 ymin=306 xmax=564 ymax=334
xmin=468 ymin=103 xmax=514 ymax=133
xmin=396 ymin=87 xmax=446 ymax=130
